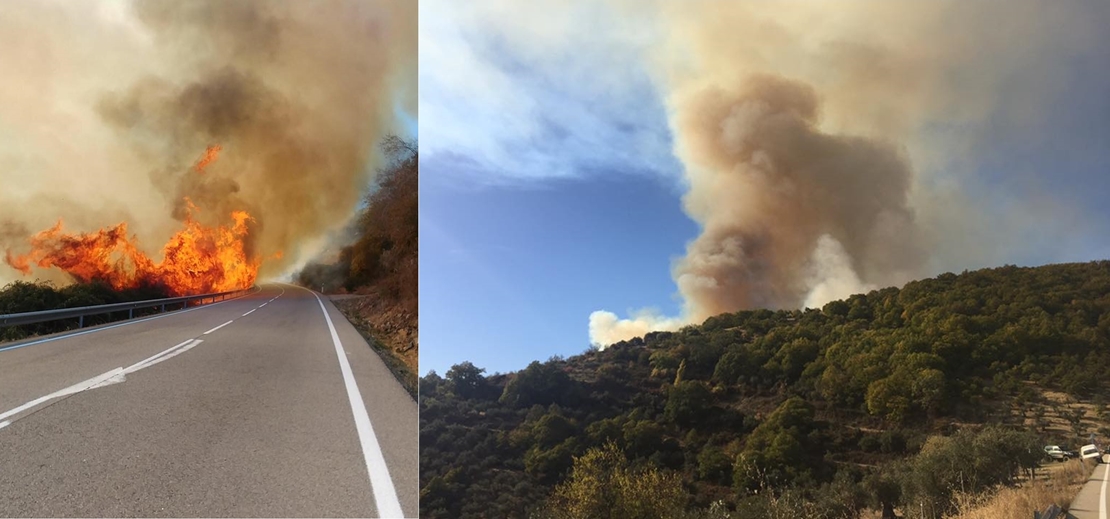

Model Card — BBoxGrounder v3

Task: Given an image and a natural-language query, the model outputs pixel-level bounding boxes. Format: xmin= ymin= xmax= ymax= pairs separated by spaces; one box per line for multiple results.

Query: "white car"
xmin=1081 ymin=444 xmax=1102 ymax=462
xmin=1044 ymin=445 xmax=1071 ymax=462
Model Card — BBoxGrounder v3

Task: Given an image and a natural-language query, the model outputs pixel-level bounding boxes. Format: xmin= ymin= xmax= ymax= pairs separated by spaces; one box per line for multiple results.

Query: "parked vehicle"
xmin=1044 ymin=445 xmax=1071 ymax=462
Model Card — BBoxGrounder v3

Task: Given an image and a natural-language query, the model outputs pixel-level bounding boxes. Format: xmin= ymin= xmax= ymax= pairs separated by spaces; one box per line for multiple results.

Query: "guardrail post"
xmin=129 ymin=308 xmax=133 ymax=319
xmin=78 ymin=315 xmax=83 ymax=328
xmin=161 ymin=303 xmax=165 ymax=313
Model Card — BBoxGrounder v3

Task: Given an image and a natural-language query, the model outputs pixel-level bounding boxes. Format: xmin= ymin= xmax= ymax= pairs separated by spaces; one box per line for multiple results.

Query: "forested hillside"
xmin=296 ymin=136 xmax=418 ymax=393
xmin=420 ymin=261 xmax=1110 ymax=518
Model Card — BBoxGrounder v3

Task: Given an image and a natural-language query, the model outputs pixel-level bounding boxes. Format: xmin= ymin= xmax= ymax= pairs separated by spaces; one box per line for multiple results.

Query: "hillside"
xmin=296 ymin=136 xmax=418 ymax=395
xmin=419 ymin=261 xmax=1110 ymax=518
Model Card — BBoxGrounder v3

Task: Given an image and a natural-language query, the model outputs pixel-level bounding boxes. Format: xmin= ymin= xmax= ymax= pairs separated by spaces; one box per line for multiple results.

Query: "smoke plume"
xmin=590 ymin=1 xmax=1109 ymax=345
xmin=671 ymin=75 xmax=922 ymax=321
xmin=0 ymin=0 xmax=415 ymax=285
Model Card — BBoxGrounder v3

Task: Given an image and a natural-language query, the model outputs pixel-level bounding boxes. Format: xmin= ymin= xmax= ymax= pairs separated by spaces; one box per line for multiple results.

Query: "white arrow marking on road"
xmin=0 ymin=338 xmax=205 ymax=428
xmin=0 ymin=367 xmax=125 ymax=423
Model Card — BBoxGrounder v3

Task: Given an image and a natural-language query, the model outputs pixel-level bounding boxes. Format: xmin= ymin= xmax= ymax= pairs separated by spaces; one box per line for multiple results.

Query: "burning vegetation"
xmin=0 ymin=0 xmax=415 ymax=299
xmin=5 ymin=209 xmax=258 ymax=297
xmin=5 ymin=146 xmax=260 ymax=296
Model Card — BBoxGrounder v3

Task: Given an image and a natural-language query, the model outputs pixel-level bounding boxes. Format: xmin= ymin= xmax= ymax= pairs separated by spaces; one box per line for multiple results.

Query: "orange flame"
xmin=6 ymin=145 xmax=262 ymax=296
xmin=4 ymin=210 xmax=260 ymax=296
xmin=193 ymin=144 xmax=222 ymax=173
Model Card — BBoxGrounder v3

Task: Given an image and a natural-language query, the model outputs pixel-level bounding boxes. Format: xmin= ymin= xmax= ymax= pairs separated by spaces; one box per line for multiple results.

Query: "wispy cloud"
xmin=419 ymin=0 xmax=679 ymax=186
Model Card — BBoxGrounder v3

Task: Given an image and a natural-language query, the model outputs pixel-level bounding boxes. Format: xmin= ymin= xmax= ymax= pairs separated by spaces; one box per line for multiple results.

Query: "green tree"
xmin=665 ymin=380 xmax=712 ymax=425
xmin=542 ymin=442 xmax=685 ymax=519
xmin=734 ymin=397 xmax=826 ymax=490
xmin=697 ymin=444 xmax=732 ymax=484
xmin=501 ymin=361 xmax=574 ymax=407
xmin=445 ymin=362 xmax=492 ymax=400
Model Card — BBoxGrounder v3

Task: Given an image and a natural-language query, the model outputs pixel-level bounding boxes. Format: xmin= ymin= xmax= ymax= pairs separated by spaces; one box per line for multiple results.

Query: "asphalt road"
xmin=1066 ymin=457 xmax=1110 ymax=519
xmin=0 ymin=283 xmax=417 ymax=518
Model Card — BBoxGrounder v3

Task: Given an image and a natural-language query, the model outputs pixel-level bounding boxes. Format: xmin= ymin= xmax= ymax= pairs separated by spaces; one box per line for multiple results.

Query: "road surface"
xmin=0 ymin=283 xmax=417 ymax=518
xmin=1065 ymin=456 xmax=1110 ymax=519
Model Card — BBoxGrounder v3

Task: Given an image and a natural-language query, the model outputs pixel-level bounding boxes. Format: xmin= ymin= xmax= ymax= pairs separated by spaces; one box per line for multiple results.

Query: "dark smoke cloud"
xmin=0 ymin=0 xmax=414 ymax=282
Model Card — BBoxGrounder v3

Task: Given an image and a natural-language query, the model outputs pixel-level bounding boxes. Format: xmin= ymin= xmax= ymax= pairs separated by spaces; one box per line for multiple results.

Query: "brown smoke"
xmin=0 ymin=0 xmax=415 ymax=283
xmin=672 ymin=75 xmax=923 ymax=321
xmin=589 ymin=1 xmax=1106 ymax=345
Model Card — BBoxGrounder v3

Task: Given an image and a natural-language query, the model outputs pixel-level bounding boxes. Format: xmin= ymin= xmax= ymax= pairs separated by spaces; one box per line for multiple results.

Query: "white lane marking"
xmin=203 ymin=320 xmax=234 ymax=335
xmin=124 ymin=339 xmax=202 ymax=373
xmin=1101 ymin=462 xmax=1109 ymax=519
xmin=0 ymin=367 xmax=125 ymax=422
xmin=127 ymin=340 xmax=202 ymax=372
xmin=242 ymin=309 xmax=256 ymax=317
xmin=0 ymin=339 xmax=206 ymax=429
xmin=312 ymin=291 xmax=403 ymax=518
xmin=123 ymin=339 xmax=194 ymax=371
xmin=260 ymin=303 xmax=268 ymax=308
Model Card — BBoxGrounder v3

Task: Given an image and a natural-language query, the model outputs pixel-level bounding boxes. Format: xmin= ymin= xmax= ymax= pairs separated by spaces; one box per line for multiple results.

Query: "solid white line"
xmin=203 ymin=320 xmax=234 ymax=335
xmin=1096 ymin=461 xmax=1105 ymax=519
xmin=127 ymin=339 xmax=202 ymax=372
xmin=312 ymin=291 xmax=403 ymax=518
xmin=242 ymin=309 xmax=256 ymax=317
xmin=123 ymin=339 xmax=201 ymax=373
xmin=0 ymin=420 xmax=9 ymax=430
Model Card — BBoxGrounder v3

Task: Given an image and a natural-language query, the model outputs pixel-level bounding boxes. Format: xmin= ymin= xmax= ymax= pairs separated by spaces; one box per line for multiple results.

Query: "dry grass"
xmin=950 ymin=459 xmax=1094 ymax=519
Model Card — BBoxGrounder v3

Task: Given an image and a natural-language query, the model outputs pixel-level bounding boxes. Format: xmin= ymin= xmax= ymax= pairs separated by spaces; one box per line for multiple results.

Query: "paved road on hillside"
xmin=0 ymin=284 xmax=416 ymax=518
xmin=1066 ymin=457 xmax=1110 ymax=519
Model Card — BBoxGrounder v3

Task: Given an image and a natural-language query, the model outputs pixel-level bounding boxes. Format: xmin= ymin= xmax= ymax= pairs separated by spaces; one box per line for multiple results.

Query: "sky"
xmin=419 ymin=1 xmax=1110 ymax=375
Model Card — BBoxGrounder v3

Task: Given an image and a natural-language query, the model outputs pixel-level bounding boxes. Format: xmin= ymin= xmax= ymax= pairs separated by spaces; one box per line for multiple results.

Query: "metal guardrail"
xmin=0 ymin=287 xmax=254 ymax=329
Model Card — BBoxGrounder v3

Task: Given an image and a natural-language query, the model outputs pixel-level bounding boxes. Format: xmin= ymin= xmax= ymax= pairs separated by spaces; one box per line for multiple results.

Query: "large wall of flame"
xmin=0 ymin=0 xmax=415 ymax=284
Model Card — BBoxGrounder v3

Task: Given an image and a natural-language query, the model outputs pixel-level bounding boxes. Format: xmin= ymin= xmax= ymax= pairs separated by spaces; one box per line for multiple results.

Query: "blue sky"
xmin=418 ymin=1 xmax=1110 ymax=376
xmin=421 ymin=170 xmax=697 ymax=375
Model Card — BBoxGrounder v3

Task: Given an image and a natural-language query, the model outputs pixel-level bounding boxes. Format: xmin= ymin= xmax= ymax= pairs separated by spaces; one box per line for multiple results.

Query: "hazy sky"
xmin=420 ymin=1 xmax=1110 ymax=375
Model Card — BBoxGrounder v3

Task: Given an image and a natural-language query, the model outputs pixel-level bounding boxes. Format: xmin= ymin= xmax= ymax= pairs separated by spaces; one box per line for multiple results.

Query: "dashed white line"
xmin=260 ymin=303 xmax=268 ymax=308
xmin=242 ymin=309 xmax=256 ymax=317
xmin=203 ymin=320 xmax=234 ymax=335
xmin=311 ymin=291 xmax=403 ymax=518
